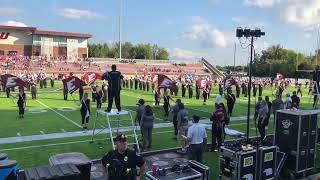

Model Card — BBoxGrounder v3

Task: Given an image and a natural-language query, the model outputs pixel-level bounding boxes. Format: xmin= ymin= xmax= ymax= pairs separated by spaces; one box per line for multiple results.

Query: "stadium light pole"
xmin=119 ymin=0 xmax=123 ymax=61
xmin=236 ymin=28 xmax=265 ymax=142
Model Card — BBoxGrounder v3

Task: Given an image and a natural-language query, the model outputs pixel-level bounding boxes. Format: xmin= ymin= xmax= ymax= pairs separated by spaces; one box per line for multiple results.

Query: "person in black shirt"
xmin=154 ymin=89 xmax=160 ymax=106
xmin=236 ymin=84 xmax=240 ymax=98
xmin=291 ymin=91 xmax=300 ymax=108
xmin=258 ymin=82 xmax=263 ymax=97
xmin=80 ymin=93 xmax=90 ymax=129
xmin=226 ymin=89 xmax=236 ymax=116
xmin=17 ymin=88 xmax=26 ymax=118
xmin=181 ymin=82 xmax=186 ymax=97
xmin=104 ymin=65 xmax=124 ymax=112
xmin=188 ymin=82 xmax=193 ymax=98
xmin=163 ymin=89 xmax=174 ymax=117
xmin=63 ymin=84 xmax=68 ymax=100
xmin=218 ymin=82 xmax=223 ymax=96
xmin=130 ymin=78 xmax=133 ymax=89
xmin=101 ymin=134 xmax=145 ymax=180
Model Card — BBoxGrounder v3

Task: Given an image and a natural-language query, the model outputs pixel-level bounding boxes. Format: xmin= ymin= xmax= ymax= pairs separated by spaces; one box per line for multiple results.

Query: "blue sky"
xmin=0 ymin=0 xmax=319 ymax=66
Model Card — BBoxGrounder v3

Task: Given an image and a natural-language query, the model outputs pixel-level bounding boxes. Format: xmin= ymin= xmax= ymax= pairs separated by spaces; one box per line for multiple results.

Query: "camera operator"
xmin=101 ymin=134 xmax=146 ymax=180
xmin=103 ymin=64 xmax=124 ymax=112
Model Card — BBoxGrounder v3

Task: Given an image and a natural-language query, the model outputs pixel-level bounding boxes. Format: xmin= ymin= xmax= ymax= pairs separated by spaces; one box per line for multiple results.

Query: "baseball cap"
xmin=136 ymin=99 xmax=145 ymax=105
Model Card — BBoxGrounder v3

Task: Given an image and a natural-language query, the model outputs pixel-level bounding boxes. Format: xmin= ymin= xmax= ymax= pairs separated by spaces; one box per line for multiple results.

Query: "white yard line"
xmin=34 ymin=98 xmax=82 ymax=128
xmin=0 ymin=130 xmax=173 ymax=152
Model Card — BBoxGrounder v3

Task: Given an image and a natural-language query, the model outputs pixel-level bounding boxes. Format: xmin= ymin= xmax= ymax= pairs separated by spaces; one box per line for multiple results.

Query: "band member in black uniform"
xmin=253 ymin=82 xmax=257 ymax=97
xmin=196 ymin=83 xmax=200 ymax=99
xmin=134 ymin=77 xmax=138 ymax=90
xmin=258 ymin=82 xmax=263 ymax=97
xmin=226 ymin=89 xmax=236 ymax=116
xmin=130 ymin=78 xmax=133 ymax=89
xmin=17 ymin=88 xmax=26 ymax=118
xmin=182 ymin=82 xmax=186 ymax=97
xmin=236 ymin=83 xmax=240 ymax=98
xmin=297 ymin=83 xmax=302 ymax=97
xmin=101 ymin=134 xmax=146 ymax=180
xmin=202 ymin=86 xmax=209 ymax=105
xmin=31 ymin=83 xmax=37 ymax=99
xmin=174 ymin=82 xmax=178 ymax=96
xmin=188 ymin=82 xmax=193 ymax=98
xmin=163 ymin=89 xmax=174 ymax=117
xmin=218 ymin=82 xmax=223 ymax=96
xmin=92 ymin=85 xmax=97 ymax=102
xmin=50 ymin=75 xmax=55 ymax=88
xmin=80 ymin=93 xmax=90 ymax=129
xmin=63 ymin=84 xmax=68 ymax=100
xmin=104 ymin=64 xmax=124 ymax=112
xmin=146 ymin=80 xmax=150 ymax=92
xmin=154 ymin=89 xmax=160 ymax=106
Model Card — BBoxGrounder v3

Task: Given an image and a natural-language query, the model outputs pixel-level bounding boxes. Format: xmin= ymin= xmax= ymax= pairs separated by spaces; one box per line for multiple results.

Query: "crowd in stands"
xmin=0 ymin=55 xmax=209 ymax=76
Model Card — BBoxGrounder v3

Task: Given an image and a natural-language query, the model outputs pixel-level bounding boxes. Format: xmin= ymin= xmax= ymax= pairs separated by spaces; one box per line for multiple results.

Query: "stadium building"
xmin=0 ymin=25 xmax=92 ymax=58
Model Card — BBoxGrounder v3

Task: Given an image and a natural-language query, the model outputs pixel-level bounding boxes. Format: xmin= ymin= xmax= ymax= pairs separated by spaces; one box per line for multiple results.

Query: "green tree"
xmin=156 ymin=47 xmax=169 ymax=60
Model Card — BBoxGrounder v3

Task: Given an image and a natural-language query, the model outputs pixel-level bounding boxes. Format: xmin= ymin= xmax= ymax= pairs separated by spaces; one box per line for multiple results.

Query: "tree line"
xmin=88 ymin=42 xmax=169 ymax=60
xmin=225 ymin=44 xmax=317 ymax=79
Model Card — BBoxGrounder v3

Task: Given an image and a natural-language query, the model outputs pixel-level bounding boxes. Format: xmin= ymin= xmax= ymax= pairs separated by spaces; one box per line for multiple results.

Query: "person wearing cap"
xmin=102 ymin=134 xmax=146 ymax=180
xmin=135 ymin=99 xmax=145 ymax=126
xmin=181 ymin=115 xmax=207 ymax=163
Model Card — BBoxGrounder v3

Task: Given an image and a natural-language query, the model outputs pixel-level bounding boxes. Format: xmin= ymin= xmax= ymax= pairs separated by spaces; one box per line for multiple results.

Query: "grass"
xmin=0 ymin=81 xmax=319 ymax=179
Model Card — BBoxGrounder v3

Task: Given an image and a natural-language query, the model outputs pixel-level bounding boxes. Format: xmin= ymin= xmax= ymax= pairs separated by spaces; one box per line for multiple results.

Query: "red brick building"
xmin=0 ymin=25 xmax=92 ymax=59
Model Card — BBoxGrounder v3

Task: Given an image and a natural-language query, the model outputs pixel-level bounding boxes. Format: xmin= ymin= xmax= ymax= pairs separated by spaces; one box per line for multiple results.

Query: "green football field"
xmin=0 ymin=81 xmax=319 ymax=179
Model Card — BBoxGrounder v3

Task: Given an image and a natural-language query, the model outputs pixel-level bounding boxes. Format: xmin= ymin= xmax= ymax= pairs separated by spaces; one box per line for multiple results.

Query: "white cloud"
xmin=170 ymin=48 xmax=206 ymax=60
xmin=243 ymin=0 xmax=320 ymax=30
xmin=285 ymin=1 xmax=320 ymax=28
xmin=1 ymin=20 xmax=27 ymax=27
xmin=244 ymin=0 xmax=281 ymax=8
xmin=58 ymin=8 xmax=106 ymax=19
xmin=0 ymin=7 xmax=22 ymax=14
xmin=181 ymin=16 xmax=233 ymax=47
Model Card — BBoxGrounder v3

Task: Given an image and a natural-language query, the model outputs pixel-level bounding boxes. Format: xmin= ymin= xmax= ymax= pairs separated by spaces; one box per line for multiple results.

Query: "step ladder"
xmin=91 ymin=109 xmax=140 ymax=153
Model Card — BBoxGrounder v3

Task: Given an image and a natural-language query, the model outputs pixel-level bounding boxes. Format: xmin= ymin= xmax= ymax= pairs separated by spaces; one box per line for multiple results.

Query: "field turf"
xmin=0 ymin=81 xmax=319 ymax=179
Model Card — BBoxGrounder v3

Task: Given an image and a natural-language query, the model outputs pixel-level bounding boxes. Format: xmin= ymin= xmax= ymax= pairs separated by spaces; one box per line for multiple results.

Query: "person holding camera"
xmin=102 ymin=134 xmax=146 ymax=180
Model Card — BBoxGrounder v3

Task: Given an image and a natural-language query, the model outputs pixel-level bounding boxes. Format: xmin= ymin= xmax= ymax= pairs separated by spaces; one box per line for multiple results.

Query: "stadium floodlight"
xmin=236 ymin=27 xmax=265 ymax=142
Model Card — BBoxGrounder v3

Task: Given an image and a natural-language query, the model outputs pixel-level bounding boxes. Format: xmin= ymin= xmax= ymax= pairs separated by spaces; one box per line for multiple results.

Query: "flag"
xmin=151 ymin=73 xmax=158 ymax=82
xmin=83 ymin=72 xmax=102 ymax=86
xmin=158 ymin=74 xmax=176 ymax=92
xmin=276 ymin=73 xmax=284 ymax=80
xmin=62 ymin=76 xmax=85 ymax=94
xmin=225 ymin=78 xmax=236 ymax=90
xmin=0 ymin=74 xmax=26 ymax=88
xmin=197 ymin=79 xmax=209 ymax=88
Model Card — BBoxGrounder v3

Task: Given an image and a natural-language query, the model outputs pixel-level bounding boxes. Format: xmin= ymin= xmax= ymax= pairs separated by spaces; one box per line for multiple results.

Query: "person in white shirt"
xmin=182 ymin=115 xmax=207 ymax=163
